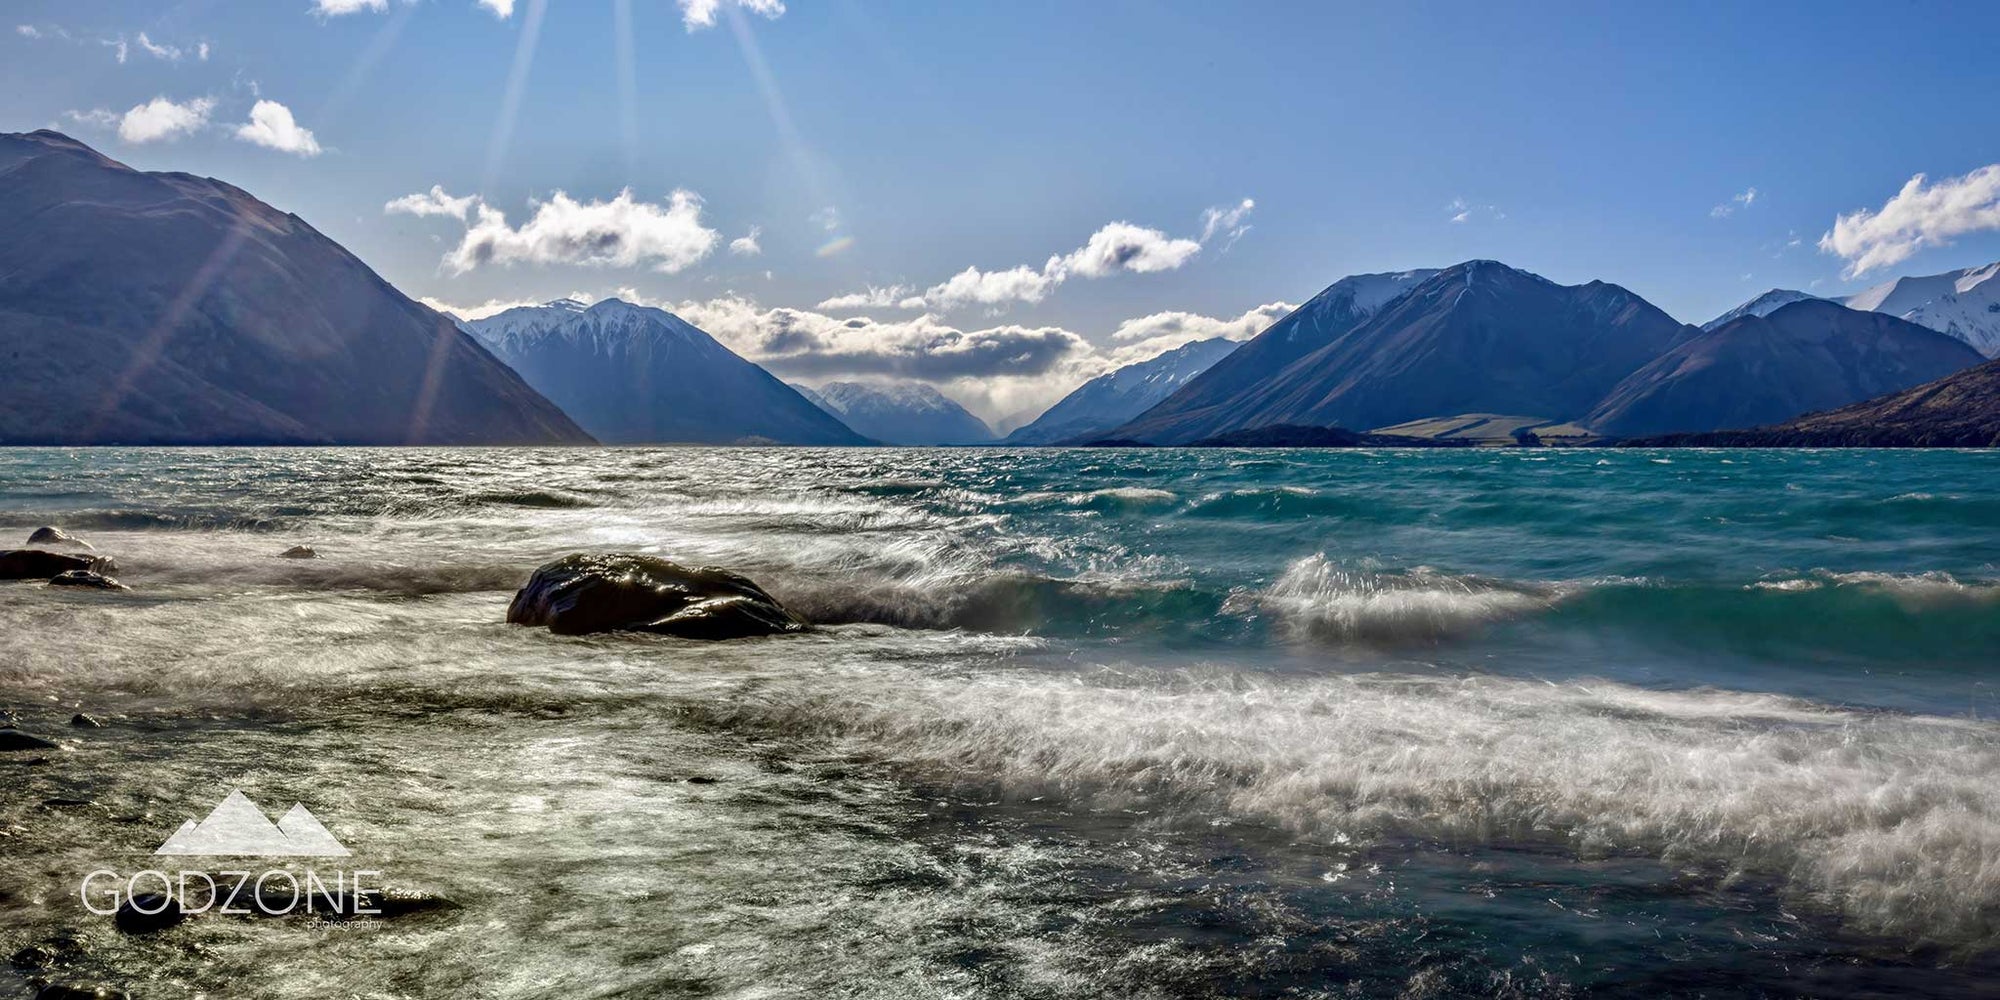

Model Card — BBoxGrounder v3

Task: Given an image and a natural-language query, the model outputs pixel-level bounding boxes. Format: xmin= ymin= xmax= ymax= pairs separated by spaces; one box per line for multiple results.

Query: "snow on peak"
xmin=1842 ymin=260 xmax=2000 ymax=358
xmin=1702 ymin=289 xmax=1821 ymax=331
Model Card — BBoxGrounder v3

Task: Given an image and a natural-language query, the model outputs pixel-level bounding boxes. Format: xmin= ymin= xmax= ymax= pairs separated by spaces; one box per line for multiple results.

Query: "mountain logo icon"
xmin=153 ymin=790 xmax=351 ymax=857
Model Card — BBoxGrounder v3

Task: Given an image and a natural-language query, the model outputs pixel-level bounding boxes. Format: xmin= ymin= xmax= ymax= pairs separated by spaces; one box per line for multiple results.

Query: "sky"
xmin=8 ymin=0 xmax=2000 ymax=421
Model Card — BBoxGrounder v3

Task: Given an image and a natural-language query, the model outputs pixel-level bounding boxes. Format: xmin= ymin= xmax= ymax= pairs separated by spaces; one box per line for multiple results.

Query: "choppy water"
xmin=1 ymin=447 xmax=1997 ymax=998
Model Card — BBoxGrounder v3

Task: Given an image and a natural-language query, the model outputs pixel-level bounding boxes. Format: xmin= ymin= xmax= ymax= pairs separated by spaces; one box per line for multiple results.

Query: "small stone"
xmin=35 ymin=984 xmax=128 ymax=1000
xmin=47 ymin=570 xmax=128 ymax=591
xmin=70 ymin=714 xmax=102 ymax=728
xmin=279 ymin=545 xmax=319 ymax=559
xmin=685 ymin=776 xmax=719 ymax=785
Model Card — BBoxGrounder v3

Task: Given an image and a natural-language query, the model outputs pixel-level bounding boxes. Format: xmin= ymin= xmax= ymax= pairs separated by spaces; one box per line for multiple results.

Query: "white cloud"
xmin=1199 ymin=198 xmax=1256 ymax=249
xmin=313 ymin=0 xmax=390 ymax=14
xmin=17 ymin=25 xmax=40 ymax=38
xmin=234 ymin=100 xmax=322 ymax=157
xmin=198 ymin=42 xmax=210 ymax=61
xmin=810 ymin=206 xmax=841 ymax=232
xmin=679 ymin=0 xmax=786 ymax=32
xmin=62 ymin=108 xmax=121 ymax=129
xmin=891 ymin=200 xmax=1254 ymax=313
xmin=417 ymin=189 xmax=720 ymax=274
xmin=924 ymin=264 xmax=1061 ymax=311
xmin=106 ymin=38 xmax=127 ymax=63
xmin=117 ymin=96 xmax=213 ymax=144
xmin=816 ymin=285 xmax=912 ymax=310
xmin=1819 ymin=165 xmax=2000 ymax=277
xmin=136 ymin=32 xmax=183 ymax=61
xmin=388 ymin=186 xmax=480 ymax=221
xmin=1105 ymin=302 xmax=1295 ymax=362
xmin=1710 ymin=186 xmax=1759 ymax=218
xmin=420 ymin=296 xmax=549 ymax=321
xmin=728 ymin=226 xmax=763 ymax=256
xmin=1051 ymin=222 xmax=1203 ymax=279
xmin=477 ymin=0 xmax=516 ymax=16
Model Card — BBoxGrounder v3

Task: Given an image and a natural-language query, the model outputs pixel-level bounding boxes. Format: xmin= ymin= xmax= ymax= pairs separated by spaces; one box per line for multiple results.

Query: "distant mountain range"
xmin=1702 ymin=263 xmax=2000 ymax=357
xmin=791 ymin=380 xmax=993 ymax=445
xmin=1586 ymin=299 xmax=1982 ymax=438
xmin=0 ymin=130 xmax=589 ymax=445
xmin=1625 ymin=357 xmax=2000 ymax=448
xmin=1110 ymin=262 xmax=1695 ymax=444
xmin=462 ymin=299 xmax=867 ymax=445
xmin=1004 ymin=337 xmax=1237 ymax=444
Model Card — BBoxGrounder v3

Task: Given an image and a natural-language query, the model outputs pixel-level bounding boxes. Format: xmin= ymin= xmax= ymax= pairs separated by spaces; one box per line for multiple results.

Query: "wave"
xmin=1235 ymin=555 xmax=1554 ymax=644
xmin=704 ymin=666 xmax=2000 ymax=949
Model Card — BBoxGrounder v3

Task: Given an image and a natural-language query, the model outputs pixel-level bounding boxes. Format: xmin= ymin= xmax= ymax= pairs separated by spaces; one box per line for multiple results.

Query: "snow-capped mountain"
xmin=462 ymin=299 xmax=867 ymax=445
xmin=1702 ymin=289 xmax=1822 ymax=331
xmin=1842 ymin=261 xmax=2000 ymax=358
xmin=1005 ymin=338 xmax=1239 ymax=445
xmin=790 ymin=380 xmax=994 ymax=445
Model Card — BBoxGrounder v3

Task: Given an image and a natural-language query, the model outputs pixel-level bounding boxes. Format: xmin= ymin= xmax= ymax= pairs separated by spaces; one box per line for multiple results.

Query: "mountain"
xmin=1102 ymin=270 xmax=1434 ymax=444
xmin=0 ymin=130 xmax=589 ymax=446
xmin=1842 ymin=261 xmax=2000 ymax=358
xmin=1702 ymin=289 xmax=1822 ymax=331
xmin=1622 ymin=357 xmax=2000 ymax=447
xmin=1005 ymin=337 xmax=1238 ymax=445
xmin=463 ymin=299 xmax=866 ymax=445
xmin=1111 ymin=261 xmax=1695 ymax=444
xmin=1586 ymin=299 xmax=1986 ymax=438
xmin=790 ymin=380 xmax=993 ymax=445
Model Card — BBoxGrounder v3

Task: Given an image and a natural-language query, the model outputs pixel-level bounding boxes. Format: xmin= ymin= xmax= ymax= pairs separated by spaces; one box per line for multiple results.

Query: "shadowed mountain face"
xmin=1587 ymin=299 xmax=1986 ymax=438
xmin=0 ymin=131 xmax=590 ymax=446
xmin=1623 ymin=357 xmax=2000 ymax=447
xmin=1106 ymin=270 xmax=1434 ymax=444
xmin=1005 ymin=337 xmax=1237 ymax=445
xmin=464 ymin=299 xmax=867 ymax=445
xmin=790 ymin=381 xmax=991 ymax=446
xmin=1112 ymin=261 xmax=1694 ymax=444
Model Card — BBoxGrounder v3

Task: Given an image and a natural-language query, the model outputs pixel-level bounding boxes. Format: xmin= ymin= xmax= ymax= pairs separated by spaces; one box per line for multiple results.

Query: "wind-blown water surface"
xmin=2 ymin=447 xmax=1996 ymax=998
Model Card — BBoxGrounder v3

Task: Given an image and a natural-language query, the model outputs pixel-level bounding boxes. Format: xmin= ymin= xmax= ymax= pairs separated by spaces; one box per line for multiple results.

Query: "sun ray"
xmin=483 ymin=0 xmax=549 ymax=196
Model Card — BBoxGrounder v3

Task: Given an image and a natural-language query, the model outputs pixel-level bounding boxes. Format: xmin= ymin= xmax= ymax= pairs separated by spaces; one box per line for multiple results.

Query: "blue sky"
xmin=8 ymin=0 xmax=2000 ymax=418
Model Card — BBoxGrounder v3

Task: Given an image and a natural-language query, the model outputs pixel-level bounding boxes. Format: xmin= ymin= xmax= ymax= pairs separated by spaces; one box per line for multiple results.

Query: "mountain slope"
xmin=1106 ymin=270 xmax=1435 ymax=444
xmin=464 ymin=299 xmax=867 ymax=445
xmin=1006 ymin=337 xmax=1237 ymax=444
xmin=791 ymin=380 xmax=992 ymax=445
xmin=1842 ymin=261 xmax=2000 ymax=357
xmin=1702 ymin=289 xmax=1822 ymax=331
xmin=1116 ymin=261 xmax=1695 ymax=444
xmin=1587 ymin=299 xmax=1986 ymax=437
xmin=1623 ymin=357 xmax=2000 ymax=447
xmin=0 ymin=130 xmax=590 ymax=445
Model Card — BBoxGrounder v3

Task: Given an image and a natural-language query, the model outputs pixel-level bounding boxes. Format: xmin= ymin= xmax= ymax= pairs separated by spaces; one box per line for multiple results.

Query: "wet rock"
xmin=10 ymin=934 xmax=84 ymax=971
xmin=70 ymin=713 xmax=103 ymax=728
xmin=685 ymin=776 xmax=719 ymax=785
xmin=47 ymin=570 xmax=129 ymax=591
xmin=279 ymin=545 xmax=319 ymax=559
xmin=26 ymin=527 xmax=92 ymax=550
xmin=0 ymin=729 xmax=60 ymax=752
xmin=0 ymin=550 xmax=106 ymax=580
xmin=507 ymin=553 xmax=808 ymax=640
xmin=113 ymin=892 xmax=187 ymax=934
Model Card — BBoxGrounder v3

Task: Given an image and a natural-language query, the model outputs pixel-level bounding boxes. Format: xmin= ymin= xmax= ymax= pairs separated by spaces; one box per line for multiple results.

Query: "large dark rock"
xmin=26 ymin=527 xmax=91 ymax=550
xmin=507 ymin=554 xmax=807 ymax=639
xmin=0 ymin=550 xmax=103 ymax=580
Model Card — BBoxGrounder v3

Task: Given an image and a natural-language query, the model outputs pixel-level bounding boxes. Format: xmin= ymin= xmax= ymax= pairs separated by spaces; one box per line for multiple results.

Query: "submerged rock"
xmin=279 ymin=545 xmax=319 ymax=559
xmin=507 ymin=553 xmax=807 ymax=640
xmin=0 ymin=550 xmax=106 ymax=580
xmin=0 ymin=729 xmax=60 ymax=752
xmin=113 ymin=893 xmax=186 ymax=935
xmin=34 ymin=984 xmax=128 ymax=1000
xmin=48 ymin=570 xmax=128 ymax=591
xmin=26 ymin=527 xmax=92 ymax=550
xmin=70 ymin=713 xmax=103 ymax=728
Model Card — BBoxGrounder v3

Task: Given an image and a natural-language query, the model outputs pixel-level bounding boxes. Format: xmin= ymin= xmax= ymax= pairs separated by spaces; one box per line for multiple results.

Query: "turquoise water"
xmin=1 ymin=447 xmax=1997 ymax=997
